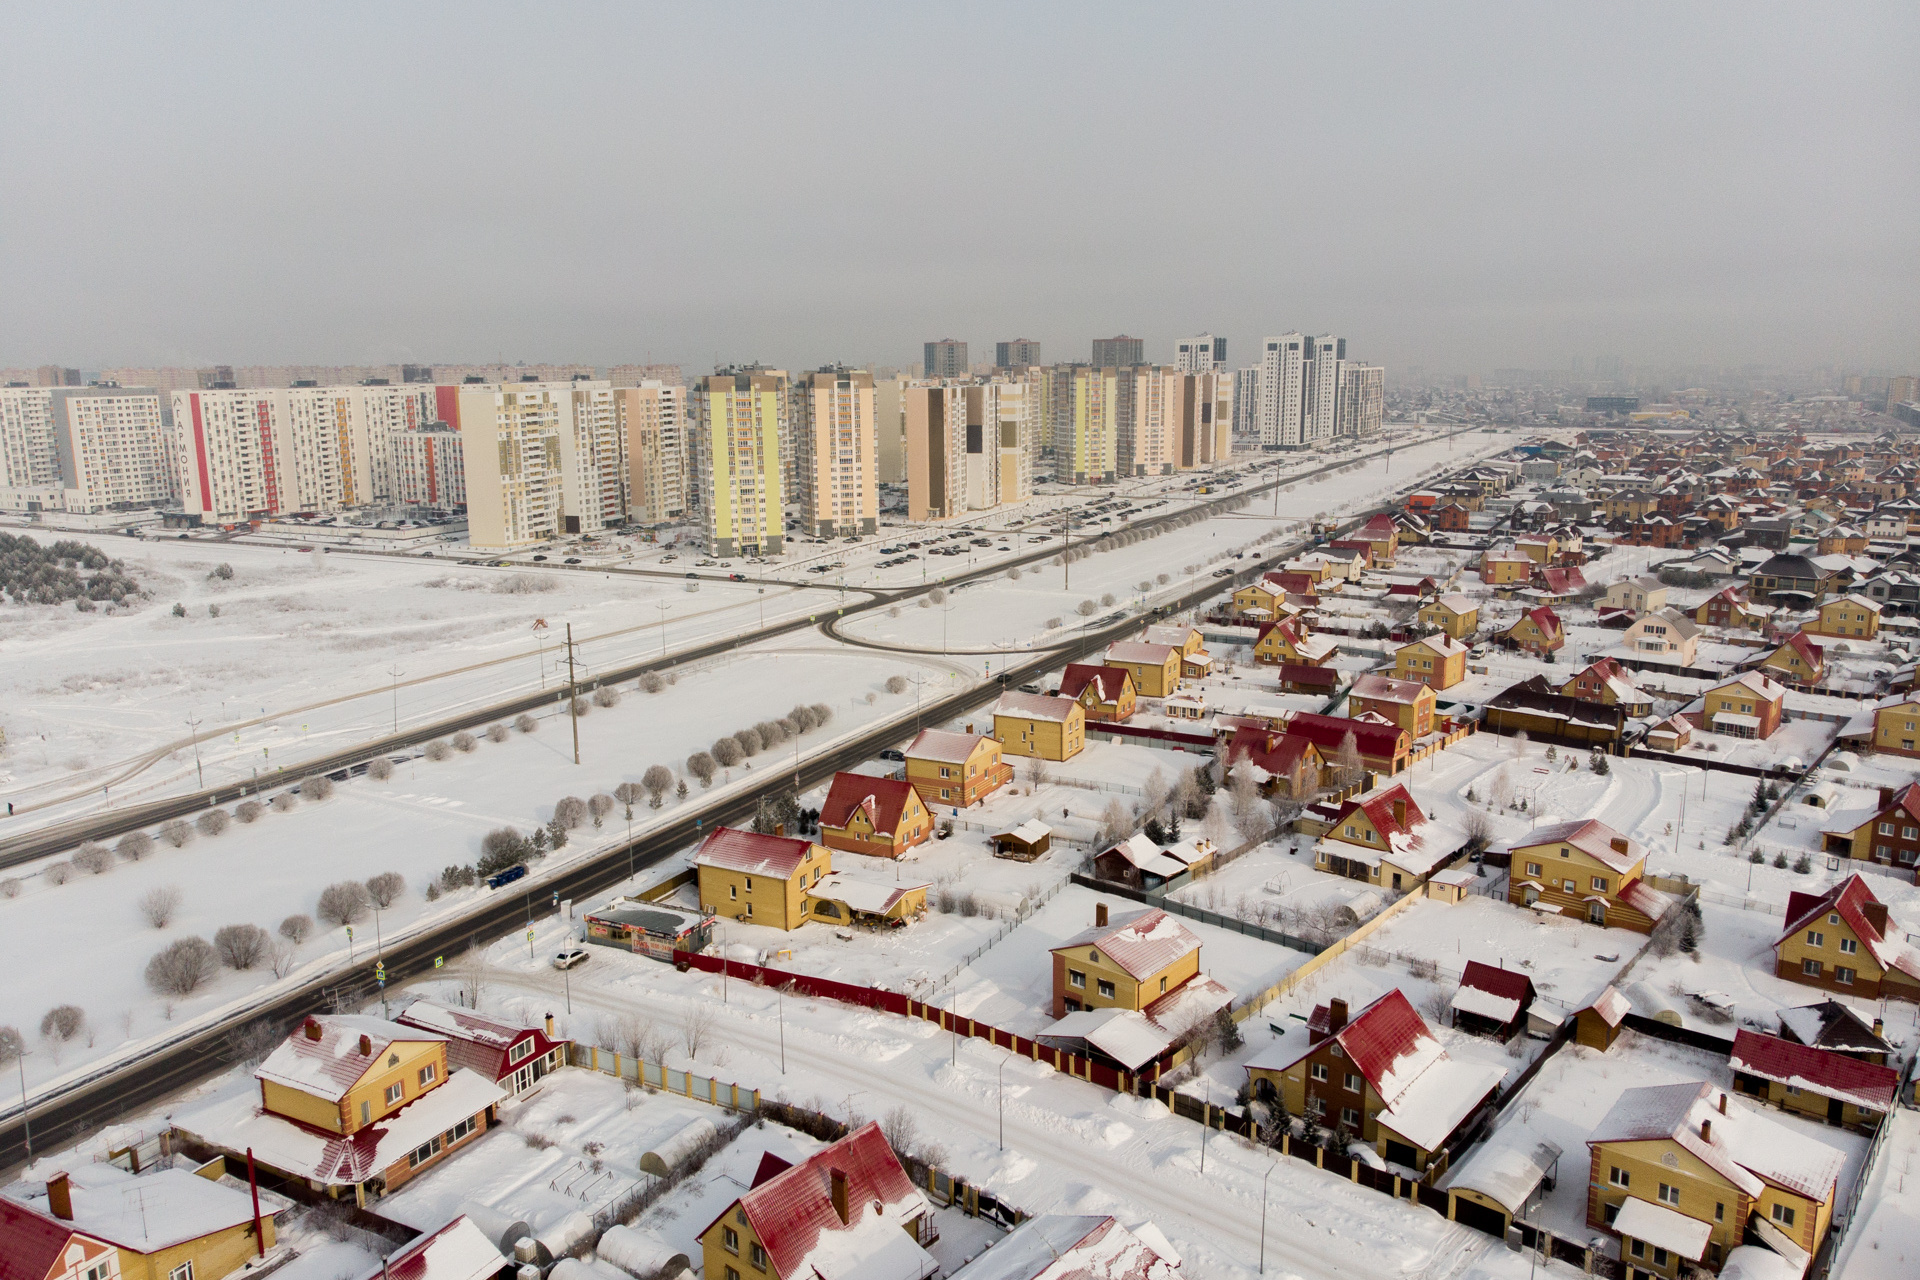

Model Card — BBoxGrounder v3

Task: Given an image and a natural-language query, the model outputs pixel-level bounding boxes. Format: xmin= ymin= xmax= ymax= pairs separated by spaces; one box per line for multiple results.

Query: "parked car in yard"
xmin=553 ymin=948 xmax=590 ymax=970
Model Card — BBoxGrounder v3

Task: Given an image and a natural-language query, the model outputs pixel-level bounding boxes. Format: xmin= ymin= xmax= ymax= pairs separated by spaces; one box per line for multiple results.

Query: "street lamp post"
xmin=655 ymin=601 xmax=671 ymax=658
xmin=1259 ymin=1159 xmax=1277 ymax=1273
xmin=15 ymin=1049 xmax=31 ymax=1167
xmin=998 ymin=1057 xmax=1007 ymax=1151
xmin=185 ymin=714 xmax=205 ymax=789
xmin=386 ymin=666 xmax=404 ymax=733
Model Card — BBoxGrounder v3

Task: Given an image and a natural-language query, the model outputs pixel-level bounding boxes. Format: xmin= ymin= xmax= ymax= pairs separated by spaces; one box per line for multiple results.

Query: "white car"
xmin=552 ymin=948 xmax=590 ymax=971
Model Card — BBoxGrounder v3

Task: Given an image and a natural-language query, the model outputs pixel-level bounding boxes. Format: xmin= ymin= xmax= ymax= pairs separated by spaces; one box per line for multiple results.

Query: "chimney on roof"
xmin=1718 ymin=1092 xmax=1728 ymax=1115
xmin=1610 ymin=836 xmax=1629 ymax=854
xmin=46 ymin=1172 xmax=72 ymax=1220
xmin=965 ymin=723 xmax=973 ymax=734
xmin=1096 ymin=902 xmax=1109 ymax=928
xmin=1879 ymin=786 xmax=1895 ymax=808
xmin=1700 ymin=1118 xmax=1711 ymax=1143
xmin=359 ymin=1034 xmax=372 ymax=1056
xmin=1328 ymin=998 xmax=1349 ymax=1034
xmin=1862 ymin=901 xmax=1889 ymax=936
xmin=1392 ymin=799 xmax=1406 ymax=828
xmin=304 ymin=1018 xmax=323 ymax=1041
xmin=830 ymin=1167 xmax=850 ymax=1225
xmin=774 ymin=823 xmax=785 ymax=837
xmin=545 ymin=1013 xmax=555 ymax=1037
xmin=1874 ymin=1018 xmax=1885 ymax=1037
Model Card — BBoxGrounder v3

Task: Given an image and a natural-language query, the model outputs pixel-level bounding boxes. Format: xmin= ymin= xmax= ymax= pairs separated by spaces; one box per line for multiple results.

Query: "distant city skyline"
xmin=0 ymin=5 xmax=1912 ymax=375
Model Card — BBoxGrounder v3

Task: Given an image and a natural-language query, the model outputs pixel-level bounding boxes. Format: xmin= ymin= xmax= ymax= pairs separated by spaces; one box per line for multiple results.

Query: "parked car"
xmin=729 ymin=572 xmax=748 ymax=581
xmin=878 ymin=748 xmax=906 ymax=762
xmin=532 ymin=554 xmax=548 ymax=561
xmin=553 ymin=948 xmax=590 ymax=970
xmin=563 ymin=557 xmax=582 ymax=564
xmin=686 ymin=571 xmax=698 ymax=578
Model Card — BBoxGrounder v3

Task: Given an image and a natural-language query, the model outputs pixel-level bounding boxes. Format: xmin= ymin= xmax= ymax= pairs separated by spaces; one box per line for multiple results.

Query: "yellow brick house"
xmin=991 ymin=691 xmax=1086 ymax=761
xmin=1503 ymin=819 xmax=1670 ymax=932
xmin=1394 ymin=633 xmax=1469 ymax=690
xmin=1812 ymin=593 xmax=1880 ymax=639
xmin=695 ymin=828 xmax=831 ymax=930
xmin=1050 ymin=903 xmax=1201 ymax=1017
xmin=1103 ymin=640 xmax=1182 ymax=698
xmin=1418 ymin=593 xmax=1479 ymax=640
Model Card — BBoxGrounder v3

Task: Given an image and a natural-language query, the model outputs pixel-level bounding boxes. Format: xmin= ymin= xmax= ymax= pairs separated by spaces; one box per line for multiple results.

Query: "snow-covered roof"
xmin=905 ymin=728 xmax=989 ymax=765
xmin=722 ymin=1123 xmax=934 ymax=1280
xmin=1718 ymin=1245 xmax=1804 ymax=1280
xmin=994 ymin=691 xmax=1080 ymax=723
xmin=1779 ymin=874 xmax=1920 ymax=981
xmin=1613 ymin=1196 xmax=1712 ymax=1262
xmin=811 ymin=871 xmax=930 ymax=916
xmin=394 ymin=999 xmax=531 ymax=1053
xmin=947 ymin=1214 xmax=1179 ymax=1280
xmin=1503 ymin=818 xmax=1642 ymax=874
xmin=991 ymin=819 xmax=1052 ymax=846
xmin=1350 ymin=672 xmax=1430 ymax=706
xmin=1776 ymin=1000 xmax=1888 ymax=1055
xmin=1142 ymin=974 xmax=1234 ymax=1040
xmin=1449 ymin=963 xmax=1530 ymax=1025
xmin=1038 ymin=1010 xmax=1172 ymax=1071
xmin=1429 ymin=593 xmax=1477 ymax=614
xmin=1051 ymin=908 xmax=1201 ymax=980
xmin=256 ymin=1014 xmax=445 ymax=1103
xmin=1436 ymin=1136 xmax=1562 ymax=1216
xmin=1587 ymin=1081 xmax=1846 ymax=1202
xmin=367 ymin=1216 xmax=511 ymax=1280
xmin=1 ymin=1165 xmax=282 ymax=1254
xmin=1105 ymin=641 xmax=1178 ymax=666
xmin=1375 ymin=1057 xmax=1508 ymax=1153
xmin=1730 ymin=1030 xmax=1898 ymax=1113
xmin=1586 ymin=985 xmax=1631 ymax=1028
xmin=695 ymin=827 xmax=816 ymax=879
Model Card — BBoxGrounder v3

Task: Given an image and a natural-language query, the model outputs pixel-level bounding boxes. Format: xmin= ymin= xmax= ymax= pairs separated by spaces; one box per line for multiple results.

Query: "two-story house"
xmin=1694 ymin=586 xmax=1770 ymax=631
xmin=1480 ymin=550 xmax=1533 ymax=586
xmin=1243 ymin=991 xmax=1505 ymax=1172
xmin=1287 ymin=712 xmax=1412 ymax=777
xmin=1702 ymin=671 xmax=1787 ymax=739
xmin=818 ymin=773 xmax=931 ymax=859
xmin=1103 ymin=641 xmax=1182 ymax=699
xmin=1811 ymin=593 xmax=1881 ymax=639
xmin=1418 ymin=593 xmax=1479 ymax=640
xmin=904 ymin=729 xmax=1011 ymax=807
xmin=1619 ymin=609 xmax=1701 ymax=665
xmin=1758 ymin=633 xmax=1825 ymax=689
xmin=1054 ymin=663 xmax=1137 ymax=723
xmin=1253 ymin=619 xmax=1339 ymax=668
xmin=1870 ymin=698 xmax=1920 ymax=760
xmin=1559 ymin=658 xmax=1652 ymax=716
xmin=1 ymin=1168 xmax=280 ymax=1280
xmin=991 ymin=692 xmax=1086 ymax=761
xmin=696 ymin=828 xmax=831 ymax=929
xmin=1346 ymin=673 xmax=1436 ymax=739
xmin=1050 ymin=903 xmax=1201 ymax=1017
xmin=393 ymin=1001 xmax=569 ymax=1095
xmin=1395 ymin=634 xmax=1469 ymax=690
xmin=1774 ymin=874 xmax=1920 ymax=1002
xmin=1222 ymin=725 xmax=1326 ymax=799
xmin=1819 ymin=782 xmax=1920 ymax=874
xmin=1499 ymin=605 xmax=1565 ymax=656
xmin=1311 ymin=781 xmax=1448 ymax=891
xmin=1503 ymin=818 xmax=1671 ymax=932
xmin=1603 ymin=576 xmax=1668 ymax=613
xmin=1143 ymin=624 xmax=1213 ymax=680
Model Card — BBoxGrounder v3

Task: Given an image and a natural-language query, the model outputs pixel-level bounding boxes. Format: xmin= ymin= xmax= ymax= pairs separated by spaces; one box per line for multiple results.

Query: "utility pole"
xmin=185 ymin=715 xmax=205 ymax=789
xmin=655 ymin=601 xmax=670 ymax=658
xmin=386 ymin=666 xmax=403 ymax=733
xmin=565 ymin=624 xmax=580 ymax=766
xmin=1061 ymin=508 xmax=1072 ymax=591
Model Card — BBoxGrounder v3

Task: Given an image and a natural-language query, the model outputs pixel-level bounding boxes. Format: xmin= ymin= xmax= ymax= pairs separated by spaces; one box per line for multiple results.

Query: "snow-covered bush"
xmin=365 ymin=872 xmax=405 ymax=908
xmin=885 ymin=675 xmax=908 ymax=694
xmin=271 ymin=792 xmax=297 ymax=813
xmin=642 ymin=765 xmax=674 ymax=807
xmin=486 ymin=723 xmax=510 ymax=744
xmin=686 ymin=752 xmax=717 ymax=787
xmin=303 ymin=775 xmax=334 ymax=801
xmin=72 ymin=843 xmax=112 ymax=875
xmin=278 ymin=914 xmax=313 ymax=943
xmin=589 ymin=794 xmax=614 ymax=827
xmin=451 ymin=731 xmax=477 ymax=753
xmin=196 ymin=809 xmax=230 ymax=837
xmin=159 ymin=818 xmax=193 ymax=848
xmin=712 ymin=737 xmax=743 ymax=768
xmin=1077 ymin=600 xmax=1097 ymax=616
xmin=554 ymin=796 xmax=589 ymax=829
xmin=424 ymin=739 xmax=452 ymax=761
xmin=592 ymin=686 xmax=620 ymax=708
xmin=515 ymin=713 xmax=538 ymax=733
xmin=116 ymin=831 xmax=153 ymax=861
xmin=235 ymin=800 xmax=264 ymax=823
xmin=40 ymin=1005 xmax=84 ymax=1041
xmin=639 ymin=671 xmax=666 ymax=694
xmin=0 ymin=1026 xmax=22 ymax=1063
xmin=145 ymin=937 xmax=217 ymax=996
xmin=570 ymin=696 xmax=590 ymax=716
xmin=316 ymin=881 xmax=372 ymax=925
xmin=367 ymin=757 xmax=394 ymax=780
xmin=736 ymin=726 xmax=764 ymax=755
xmin=214 ymin=924 xmax=270 ymax=970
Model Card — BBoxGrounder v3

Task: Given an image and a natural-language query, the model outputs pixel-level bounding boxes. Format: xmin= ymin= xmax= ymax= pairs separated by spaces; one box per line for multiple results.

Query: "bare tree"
xmin=570 ymin=696 xmax=591 ymax=716
xmin=885 ymin=675 xmax=908 ymax=694
xmin=712 ymin=737 xmax=743 ymax=768
xmin=592 ymin=686 xmax=621 ymax=708
xmin=735 ymin=726 xmax=764 ymax=755
xmin=40 ymin=1005 xmax=84 ymax=1041
xmin=196 ymin=809 xmax=231 ymax=837
xmin=605 ymin=1011 xmax=654 ymax=1062
xmin=365 ymin=872 xmax=405 ymax=908
xmin=686 ymin=752 xmax=717 ymax=788
xmin=424 ymin=739 xmax=452 ymax=761
xmin=757 ymin=719 xmax=789 ymax=747
xmin=235 ymin=800 xmax=264 ymax=823
xmin=116 ymin=831 xmax=154 ymax=861
xmin=138 ymin=885 xmax=183 ymax=929
xmin=1076 ymin=599 xmax=1098 ymax=616
xmin=514 ymin=713 xmax=538 ymax=733
xmin=0 ymin=879 xmax=18 ymax=899
xmin=1097 ymin=798 xmax=1134 ymax=846
xmin=1173 ymin=770 xmax=1204 ymax=819
xmin=1461 ymin=807 xmax=1492 ymax=852
xmin=788 ymin=705 xmax=818 ymax=733
xmin=43 ymin=861 xmax=70 ymax=886
xmin=929 ymin=587 xmax=948 ymax=604
xmin=881 ymin=1105 xmax=920 ymax=1159
xmin=303 ymin=775 xmax=335 ymax=801
xmin=366 ymin=757 xmax=394 ymax=781
xmin=639 ymin=671 xmax=666 ymax=694
xmin=809 ymin=702 xmax=832 ymax=726
xmin=271 ymin=792 xmax=297 ymax=813
xmin=1511 ymin=729 xmax=1529 ymax=759
xmin=642 ymin=765 xmax=675 ymax=808
xmin=279 ymin=914 xmax=313 ymax=944
xmin=454 ymin=947 xmax=490 ymax=1008
xmin=72 ymin=843 xmax=112 ymax=875
xmin=682 ymin=1002 xmax=718 ymax=1059
xmin=1202 ymin=804 xmax=1232 ymax=853
xmin=589 ymin=793 xmax=615 ymax=827
xmin=1487 ymin=767 xmax=1514 ymax=811
xmin=0 ymin=1027 xmax=23 ymax=1065
xmin=159 ymin=818 xmax=194 ymax=848
xmin=269 ymin=940 xmax=300 ymax=978
xmin=1100 ymin=592 xmax=1116 ymax=607
xmin=451 ymin=730 xmax=478 ymax=753
xmin=214 ymin=924 xmax=270 ymax=969
xmin=1334 ymin=732 xmax=1365 ymax=787
xmin=486 ymin=723 xmax=510 ymax=744
xmin=554 ymin=795 xmax=590 ymax=829
xmin=316 ymin=881 xmax=372 ymax=926
xmin=1028 ymin=756 xmax=1052 ymax=788
xmin=146 ymin=937 xmax=218 ymax=996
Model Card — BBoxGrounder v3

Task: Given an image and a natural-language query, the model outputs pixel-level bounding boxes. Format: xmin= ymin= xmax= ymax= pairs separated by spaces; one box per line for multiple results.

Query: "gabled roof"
xmin=1587 ymin=1081 xmax=1845 ymax=1202
xmin=1779 ymin=874 xmax=1920 ymax=979
xmin=1729 ymin=1030 xmax=1898 ymax=1114
xmin=0 ymin=1167 xmax=282 ymax=1257
xmin=1772 ymin=632 xmax=1825 ymax=668
xmin=1504 ymin=818 xmax=1643 ymax=874
xmin=1359 ymin=513 xmax=1398 ymax=538
xmin=0 ymin=1200 xmax=112 ymax=1280
xmin=726 ymin=1123 xmax=933 ymax=1280
xmin=994 ymin=691 xmax=1080 ymax=723
xmin=1586 ymin=985 xmax=1631 ymax=1027
xmin=373 ymin=1216 xmax=509 ymax=1280
xmin=906 ymin=728 xmax=992 ymax=764
xmin=1715 ymin=670 xmax=1788 ymax=701
xmin=1400 ymin=632 xmax=1469 ymax=658
xmin=1056 ymin=664 xmax=1133 ymax=706
xmin=1777 ymin=1000 xmax=1890 ymax=1055
xmin=1224 ymin=725 xmax=1320 ymax=781
xmin=947 ymin=1214 xmax=1179 ymax=1280
xmin=1333 ymin=989 xmax=1447 ymax=1108
xmin=1514 ymin=605 xmax=1562 ymax=636
xmin=256 ymin=1015 xmax=444 ymax=1103
xmin=1287 ymin=712 xmax=1409 ymax=758
xmin=1051 ymin=907 xmax=1201 ymax=980
xmin=1105 ymin=641 xmax=1177 ymax=666
xmin=1349 ymin=672 xmax=1431 ymax=706
xmin=1823 ymin=592 xmax=1882 ymax=614
xmin=393 ymin=1000 xmax=562 ymax=1084
xmin=820 ymin=773 xmax=921 ymax=837
xmin=1330 ymin=781 xmax=1426 ymax=849
xmin=695 ymin=827 xmax=815 ymax=879
xmin=1452 ymin=961 xmax=1534 ymax=1025
xmin=1428 ymin=592 xmax=1477 ymax=614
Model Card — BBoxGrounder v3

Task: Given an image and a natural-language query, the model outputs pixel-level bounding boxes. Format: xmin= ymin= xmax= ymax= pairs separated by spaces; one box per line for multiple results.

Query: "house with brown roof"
xmin=904 ymin=729 xmax=1011 ymax=807
xmin=1050 ymin=902 xmax=1202 ymax=1018
xmin=1811 ymin=593 xmax=1881 ymax=639
xmin=394 ymin=999 xmax=569 ymax=1094
xmin=1702 ymin=671 xmax=1787 ymax=739
xmin=1820 ymin=781 xmax=1920 ymax=875
xmin=1502 ymin=818 xmax=1671 ymax=932
xmin=1311 ymin=781 xmax=1448 ymax=892
xmin=1447 ymin=961 xmax=1535 ymax=1042
xmin=1287 ymin=712 xmax=1413 ymax=777
xmin=1729 ymin=1029 xmax=1897 ymax=1132
xmin=1252 ymin=619 xmax=1338 ymax=667
xmin=1222 ymin=725 xmax=1325 ymax=799
xmin=1055 ymin=663 xmax=1136 ymax=723
xmin=1695 ymin=586 xmax=1770 ymax=632
xmin=1347 ymin=672 xmax=1436 ymax=738
xmin=1558 ymin=657 xmax=1652 ymax=716
xmin=1776 ymin=1000 xmax=1892 ymax=1064
xmin=1394 ymin=633 xmax=1469 ymax=689
xmin=1619 ymin=609 xmax=1701 ymax=665
xmin=817 ymin=772 xmax=931 ymax=859
xmin=1499 ymin=605 xmax=1565 ymax=656
xmin=1775 ymin=874 xmax=1920 ymax=1001
xmin=1353 ymin=512 xmax=1399 ymax=566
xmin=696 ymin=1123 xmax=937 ymax=1280
xmin=1243 ymin=991 xmax=1505 ymax=1172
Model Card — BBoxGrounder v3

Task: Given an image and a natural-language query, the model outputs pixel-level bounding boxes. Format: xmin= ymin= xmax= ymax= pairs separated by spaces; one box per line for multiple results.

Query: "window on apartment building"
xmin=1608 ymin=1166 xmax=1630 ymax=1188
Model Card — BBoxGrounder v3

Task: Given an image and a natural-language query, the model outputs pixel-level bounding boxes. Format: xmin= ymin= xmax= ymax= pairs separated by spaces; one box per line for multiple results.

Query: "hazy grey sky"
xmin=3 ymin=2 xmax=1914 ymax=375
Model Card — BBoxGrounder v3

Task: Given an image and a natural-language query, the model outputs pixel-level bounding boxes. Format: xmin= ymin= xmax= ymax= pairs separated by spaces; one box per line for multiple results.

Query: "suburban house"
xmin=1243 ymin=991 xmax=1505 ymax=1172
xmin=1484 ymin=677 xmax=1628 ymax=747
xmin=1819 ymin=781 xmax=1920 ymax=873
xmin=1346 ymin=672 xmax=1437 ymax=738
xmin=1481 ymin=549 xmax=1534 ymax=585
xmin=1287 ymin=711 xmax=1412 ymax=777
xmin=1870 ymin=698 xmax=1920 ymax=759
xmin=1253 ymin=619 xmax=1339 ymax=667
xmin=1515 ymin=534 xmax=1559 ymax=564
xmin=1604 ymin=576 xmax=1668 ymax=613
xmin=1776 ymin=1000 xmax=1892 ymax=1063
xmin=1055 ymin=663 xmax=1137 ymax=723
xmin=1418 ymin=593 xmax=1479 ymax=639
xmin=945 ymin=1214 xmax=1180 ymax=1280
xmin=393 ymin=1000 xmax=569 ymax=1095
xmin=1728 ymin=1030 xmax=1898 ymax=1132
xmin=1395 ymin=633 xmax=1470 ymax=690
xmin=696 ymin=1123 xmax=938 ymax=1280
xmin=1352 ymin=512 xmax=1400 ymax=566
xmin=695 ymin=827 xmax=927 ymax=931
xmin=1644 ymin=714 xmax=1694 ymax=753
xmin=1619 ymin=609 xmax=1702 ymax=665
xmin=1775 ymin=874 xmax=1920 ymax=1001
xmin=1276 ymin=662 xmax=1342 ymax=696
xmin=368 ymin=1218 xmax=507 ymax=1280
xmin=1104 ymin=640 xmax=1182 ymax=699
xmin=1222 ymin=725 xmax=1326 ymax=798
xmin=1311 ymin=781 xmax=1450 ymax=892
xmin=1695 ymin=587 xmax=1770 ymax=631
xmin=1091 ymin=833 xmax=1215 ymax=890
xmin=1585 ymin=1081 xmax=1844 ymax=1275
xmin=1749 ymin=552 xmax=1839 ymax=605
xmin=0 ymin=1167 xmax=281 ymax=1280
xmin=1050 ymin=903 xmax=1201 ymax=1018
xmin=174 ymin=1014 xmax=505 ymax=1206
xmin=1758 ymin=633 xmax=1825 ymax=688
xmin=1701 ymin=671 xmax=1787 ymax=739
xmin=1448 ymin=961 xmax=1535 ymax=1041
xmin=1811 ymin=593 xmax=1881 ymax=639
xmin=904 ymin=729 xmax=1011 ymax=807
xmin=1503 ymin=819 xmax=1671 ymax=932
xmin=1144 ymin=624 xmax=1213 ymax=679
xmin=991 ymin=692 xmax=1086 ymax=761
xmin=1499 ymin=605 xmax=1565 ymax=656
xmin=1559 ymin=657 xmax=1652 ymax=716
xmin=817 ymin=772 xmax=931 ymax=858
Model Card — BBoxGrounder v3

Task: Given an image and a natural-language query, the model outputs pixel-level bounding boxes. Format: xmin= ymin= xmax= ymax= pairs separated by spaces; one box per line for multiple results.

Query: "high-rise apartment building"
xmin=609 ymin=364 xmax=684 ymax=388
xmin=995 ymin=339 xmax=1042 ymax=371
xmin=563 ymin=382 xmax=625 ymax=535
xmin=873 ymin=375 xmax=911 ymax=483
xmin=36 ymin=366 xmax=83 ymax=387
xmin=1091 ymin=336 xmax=1144 ymax=368
xmin=0 ymin=386 xmax=60 ymax=495
xmin=50 ymin=387 xmax=176 ymax=513
xmin=905 ymin=378 xmax=1033 ymax=521
xmin=923 ymin=340 xmax=969 ymax=379
xmin=1304 ymin=336 xmax=1345 ymax=443
xmin=1255 ymin=334 xmax=1308 ymax=448
xmin=452 ymin=382 xmax=619 ymax=549
xmin=388 ymin=427 xmax=465 ymax=508
xmin=1062 ymin=366 xmax=1120 ymax=484
xmin=1888 ymin=376 xmax=1918 ymax=408
xmin=1231 ymin=367 xmax=1261 ymax=439
xmin=905 ymin=384 xmax=966 ymax=522
xmin=615 ymin=381 xmax=687 ymax=523
xmin=1174 ymin=336 xmax=1226 ymax=373
xmin=690 ymin=371 xmax=785 ymax=556
xmin=173 ymin=388 xmax=310 ymax=522
xmin=283 ymin=384 xmax=437 ymax=508
xmin=793 ymin=367 xmax=879 ymax=537
xmin=1338 ymin=364 xmax=1385 ymax=438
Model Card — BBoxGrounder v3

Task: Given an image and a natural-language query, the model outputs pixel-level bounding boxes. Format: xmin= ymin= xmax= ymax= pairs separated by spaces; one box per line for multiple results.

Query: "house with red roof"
xmin=1347 ymin=672 xmax=1437 ymax=738
xmin=1285 ymin=711 xmax=1412 ymax=776
xmin=1729 ymin=1029 xmax=1898 ymax=1132
xmin=1311 ymin=781 xmax=1448 ymax=891
xmin=817 ymin=772 xmax=931 ymax=859
xmin=1502 ymin=818 xmax=1670 ymax=932
xmin=944 ymin=1214 xmax=1180 ymax=1280
xmin=903 ymin=728 xmax=1011 ymax=807
xmin=696 ymin=1122 xmax=938 ymax=1280
xmin=1775 ymin=874 xmax=1920 ymax=1002
xmin=1529 ymin=564 xmax=1587 ymax=601
xmin=1558 ymin=657 xmax=1652 ymax=716
xmin=0 ymin=1198 xmax=120 ymax=1280
xmin=394 ymin=1000 xmax=570 ymax=1095
xmin=1498 ymin=605 xmax=1565 ymax=656
xmin=1757 ymin=631 xmax=1825 ymax=688
xmin=1243 ymin=991 xmax=1505 ymax=1172
xmin=1252 ymin=619 xmax=1338 ymax=667
xmin=694 ymin=826 xmax=928 ymax=931
xmin=1353 ymin=511 xmax=1399 ymax=566
xmin=1819 ymin=781 xmax=1920 ymax=876
xmin=1222 ymin=725 xmax=1325 ymax=799
xmin=1 ymin=1164 xmax=286 ymax=1280
xmin=1050 ymin=903 xmax=1202 ymax=1018
xmin=1055 ymin=663 xmax=1137 ymax=723
xmin=1448 ymin=961 xmax=1535 ymax=1042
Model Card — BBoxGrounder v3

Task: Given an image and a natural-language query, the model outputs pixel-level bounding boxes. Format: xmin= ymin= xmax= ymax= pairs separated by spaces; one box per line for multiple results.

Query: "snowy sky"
xmin=2 ymin=2 xmax=1914 ymax=375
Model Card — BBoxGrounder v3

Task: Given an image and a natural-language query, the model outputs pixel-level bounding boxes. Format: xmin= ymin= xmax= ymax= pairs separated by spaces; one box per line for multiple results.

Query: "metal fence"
xmin=925 ymin=877 xmax=1067 ymax=992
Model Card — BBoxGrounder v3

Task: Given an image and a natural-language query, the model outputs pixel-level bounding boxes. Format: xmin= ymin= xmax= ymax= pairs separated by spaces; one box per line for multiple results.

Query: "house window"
xmin=1771 ymin=1204 xmax=1796 ymax=1228
xmin=750 ymin=1242 xmax=767 ymax=1269
xmin=1653 ymin=1246 xmax=1670 ymax=1268
xmin=1341 ymin=1107 xmax=1360 ymax=1126
xmin=1715 ymin=1202 xmax=1725 ymax=1222
xmin=1802 ymin=958 xmax=1823 ymax=977
xmin=1840 ymin=937 xmax=1858 ymax=954
xmin=1629 ymin=1239 xmax=1645 ymax=1259
xmin=407 ymin=1135 xmax=443 ymax=1168
xmin=1603 ymin=1202 xmax=1619 ymax=1225
xmin=1525 ymin=862 xmax=1543 ymax=877
xmin=1829 ymin=913 xmax=1841 ymax=925
xmin=360 ymin=1100 xmax=371 ymax=1125
xmin=1609 ymin=1166 xmax=1630 ymax=1188
xmin=1068 ymin=969 xmax=1086 ymax=988
xmin=1310 ymin=1063 xmax=1329 ymax=1082
xmin=418 ymin=1062 xmax=437 ymax=1087
xmin=447 ymin=1116 xmax=476 ymax=1144
xmin=1097 ymin=980 xmax=1115 ymax=999
xmin=723 ymin=1226 xmax=740 ymax=1253
xmin=1836 ymin=966 xmax=1856 ymax=985
xmin=1159 ymin=976 xmax=1168 ymax=993
xmin=1658 ymin=1182 xmax=1680 ymax=1206
xmin=1806 ymin=930 xmax=1824 ymax=947
xmin=1591 ymin=877 xmax=1609 ymax=893
xmin=1344 ymin=1072 xmax=1363 ymax=1092
xmin=169 ymin=1266 xmax=193 ymax=1280
xmin=385 ymin=1081 xmax=404 ymax=1105
xmin=509 ymin=1040 xmax=533 ymax=1066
